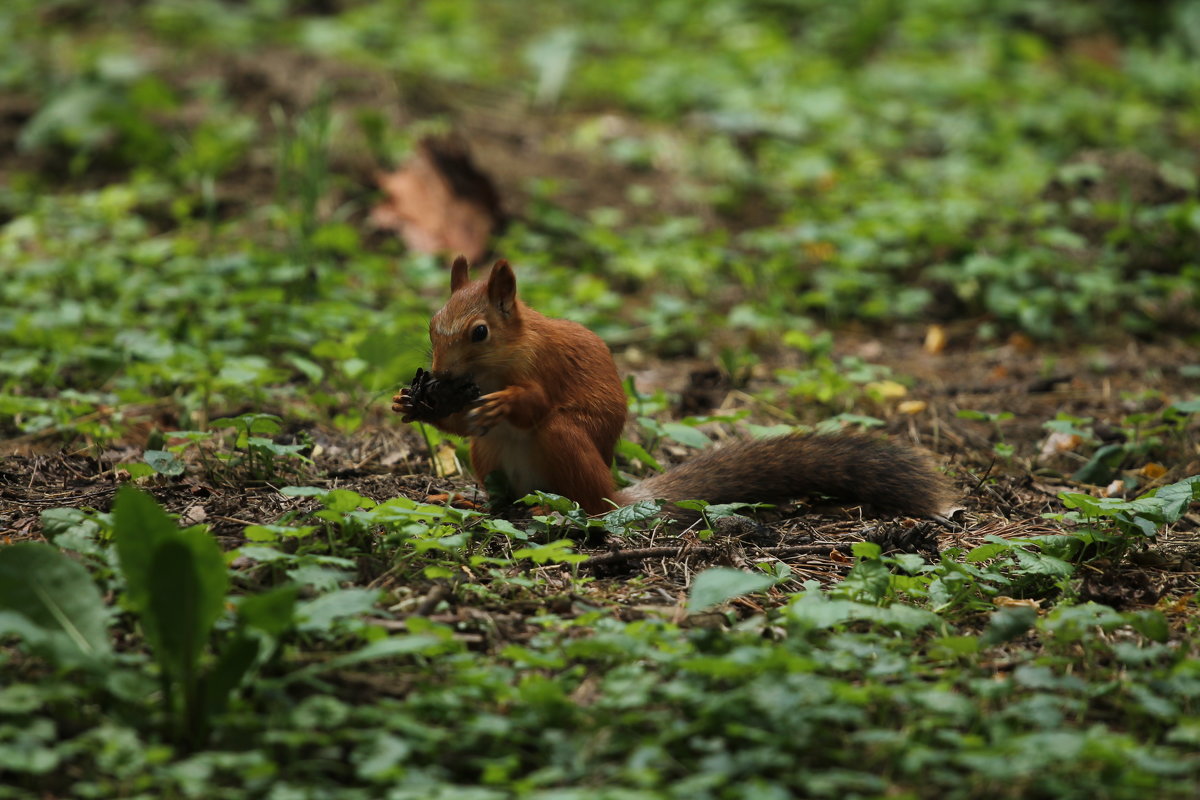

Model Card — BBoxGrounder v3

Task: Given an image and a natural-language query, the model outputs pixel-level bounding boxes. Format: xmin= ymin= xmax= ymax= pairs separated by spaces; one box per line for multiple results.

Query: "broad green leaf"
xmin=601 ymin=500 xmax=664 ymax=533
xmin=281 ymin=635 xmax=447 ymax=684
xmin=203 ymin=634 xmax=260 ymax=718
xmin=965 ymin=542 xmax=1010 ymax=562
xmin=296 ymin=588 xmax=380 ymax=632
xmin=615 ymin=438 xmax=663 ymax=471
xmin=0 ymin=543 xmax=112 ymax=669
xmin=851 ymin=542 xmax=883 ymax=559
xmin=279 ymin=485 xmax=329 ymax=497
xmin=513 ymin=539 xmax=587 ymax=565
xmin=1144 ymin=476 xmax=1200 ymax=524
xmin=687 ymin=567 xmax=775 ymax=612
xmin=113 ymin=486 xmax=177 ymax=612
xmin=661 ymin=422 xmax=711 ymax=449
xmin=1128 ymin=610 xmax=1170 ymax=644
xmin=237 ymin=584 xmax=299 ymax=636
xmin=787 ymin=591 xmax=939 ymax=633
xmin=839 ymin=558 xmax=890 ymax=602
xmin=144 ymin=449 xmax=185 ymax=476
xmin=145 ymin=531 xmax=228 ymax=681
xmin=1071 ymin=443 xmax=1127 ymax=485
xmin=980 ymin=606 xmax=1037 ymax=647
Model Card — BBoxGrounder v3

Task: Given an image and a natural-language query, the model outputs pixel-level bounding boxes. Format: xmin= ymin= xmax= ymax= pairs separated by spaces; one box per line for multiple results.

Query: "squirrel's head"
xmin=429 ymin=256 xmax=524 ymax=388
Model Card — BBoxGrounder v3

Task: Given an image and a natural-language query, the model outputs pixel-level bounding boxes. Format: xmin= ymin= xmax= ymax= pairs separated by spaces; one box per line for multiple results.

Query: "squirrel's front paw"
xmin=391 ymin=388 xmax=418 ymax=422
xmin=467 ymin=390 xmax=511 ymax=435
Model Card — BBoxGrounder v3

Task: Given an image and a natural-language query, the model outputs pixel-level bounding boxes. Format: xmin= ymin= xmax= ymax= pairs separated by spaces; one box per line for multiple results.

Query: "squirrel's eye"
xmin=470 ymin=324 xmax=489 ymax=342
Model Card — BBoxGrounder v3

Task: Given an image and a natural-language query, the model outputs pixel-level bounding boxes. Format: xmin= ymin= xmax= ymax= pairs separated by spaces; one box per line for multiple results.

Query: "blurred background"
xmin=2 ymin=0 xmax=1198 ymax=440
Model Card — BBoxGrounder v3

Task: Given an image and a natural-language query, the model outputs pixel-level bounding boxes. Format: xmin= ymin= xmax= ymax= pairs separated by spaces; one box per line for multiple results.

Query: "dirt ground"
xmin=2 ymin=35 xmax=1197 ymax=641
xmin=5 ymin=333 xmax=1197 ymax=632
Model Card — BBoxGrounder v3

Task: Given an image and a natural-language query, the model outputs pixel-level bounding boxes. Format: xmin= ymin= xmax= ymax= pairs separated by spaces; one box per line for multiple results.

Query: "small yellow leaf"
xmin=1140 ymin=462 xmax=1167 ymax=479
xmin=994 ymin=595 xmax=1041 ymax=610
xmin=897 ymin=400 xmax=927 ymax=415
xmin=866 ymin=380 xmax=908 ymax=401
xmin=433 ymin=443 xmax=460 ymax=477
xmin=924 ymin=324 xmax=947 ymax=354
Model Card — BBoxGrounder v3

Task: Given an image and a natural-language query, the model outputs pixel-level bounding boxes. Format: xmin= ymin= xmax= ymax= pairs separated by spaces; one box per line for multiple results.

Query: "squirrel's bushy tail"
xmin=617 ymin=433 xmax=952 ymax=516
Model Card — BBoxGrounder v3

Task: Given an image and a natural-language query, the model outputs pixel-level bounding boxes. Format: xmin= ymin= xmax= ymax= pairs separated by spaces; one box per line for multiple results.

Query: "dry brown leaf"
xmin=1008 ymin=332 xmax=1035 ymax=354
xmin=370 ymin=136 xmax=502 ymax=264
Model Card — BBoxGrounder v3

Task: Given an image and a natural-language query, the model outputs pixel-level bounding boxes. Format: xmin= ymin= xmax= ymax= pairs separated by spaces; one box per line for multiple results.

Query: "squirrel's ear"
xmin=450 ymin=255 xmax=471 ymax=293
xmin=487 ymin=259 xmax=517 ymax=316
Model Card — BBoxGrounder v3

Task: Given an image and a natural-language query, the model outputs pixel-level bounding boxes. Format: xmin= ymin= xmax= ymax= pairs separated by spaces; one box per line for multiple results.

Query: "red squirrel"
xmin=392 ymin=257 xmax=952 ymax=518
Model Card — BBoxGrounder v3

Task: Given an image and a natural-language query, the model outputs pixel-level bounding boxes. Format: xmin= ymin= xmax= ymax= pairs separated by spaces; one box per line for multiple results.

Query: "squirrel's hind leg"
xmin=535 ymin=418 xmax=618 ymax=516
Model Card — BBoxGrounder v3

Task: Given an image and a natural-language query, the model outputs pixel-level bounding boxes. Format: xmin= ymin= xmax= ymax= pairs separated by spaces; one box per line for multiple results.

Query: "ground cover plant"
xmin=2 ymin=1 xmax=1200 ymax=797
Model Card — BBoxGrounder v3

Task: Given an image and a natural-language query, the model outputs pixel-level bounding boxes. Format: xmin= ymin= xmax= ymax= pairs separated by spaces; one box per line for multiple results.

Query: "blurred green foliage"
xmin=3 ymin=3 xmax=1200 ymax=796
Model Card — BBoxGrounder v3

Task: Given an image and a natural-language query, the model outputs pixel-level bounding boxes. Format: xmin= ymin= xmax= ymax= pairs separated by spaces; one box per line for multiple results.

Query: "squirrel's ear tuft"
xmin=450 ymin=256 xmax=471 ymax=293
xmin=487 ymin=259 xmax=517 ymax=316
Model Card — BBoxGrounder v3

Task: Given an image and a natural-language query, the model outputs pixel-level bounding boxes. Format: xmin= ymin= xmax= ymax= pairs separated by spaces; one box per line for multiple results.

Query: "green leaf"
xmin=601 ymin=500 xmax=664 ymax=533
xmin=0 ymin=543 xmax=112 ymax=669
xmin=1167 ymin=398 xmax=1200 ymax=414
xmin=1144 ymin=476 xmax=1200 ymax=525
xmin=144 ymin=449 xmax=185 ymax=476
xmin=513 ymin=539 xmax=587 ymax=565
xmin=839 ymin=558 xmax=890 ymax=603
xmin=965 ymin=542 xmax=1010 ymax=562
xmin=1128 ymin=610 xmax=1169 ymax=643
xmin=615 ymin=438 xmax=663 ymax=471
xmin=687 ymin=567 xmax=775 ymax=612
xmin=238 ymin=584 xmax=299 ymax=636
xmin=661 ymin=422 xmax=711 ymax=449
xmin=1071 ymin=443 xmax=1127 ymax=485
xmin=203 ymin=633 xmax=260 ymax=718
xmin=980 ymin=606 xmax=1037 ymax=647
xmin=280 ymin=635 xmax=447 ymax=685
xmin=296 ymin=588 xmax=380 ymax=632
xmin=851 ymin=542 xmax=883 ymax=560
xmin=279 ymin=485 xmax=329 ymax=497
xmin=145 ymin=532 xmax=228 ymax=681
xmin=113 ymin=486 xmax=177 ymax=612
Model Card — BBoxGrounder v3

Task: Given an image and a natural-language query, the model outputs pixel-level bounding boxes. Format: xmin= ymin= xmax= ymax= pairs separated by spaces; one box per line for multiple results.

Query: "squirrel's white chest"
xmin=490 ymin=422 xmax=545 ymax=497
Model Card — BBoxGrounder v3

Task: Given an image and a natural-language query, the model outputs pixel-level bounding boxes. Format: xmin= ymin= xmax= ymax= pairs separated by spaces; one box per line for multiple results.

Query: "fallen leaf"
xmin=993 ymin=596 xmax=1041 ymax=610
xmin=181 ymin=504 xmax=208 ymax=526
xmin=1008 ymin=332 xmax=1035 ymax=354
xmin=923 ymin=324 xmax=947 ymax=354
xmin=1040 ymin=432 xmax=1083 ymax=457
xmin=1139 ymin=462 xmax=1167 ymax=480
xmin=866 ymin=380 xmax=907 ymax=401
xmin=380 ymin=446 xmax=410 ymax=467
xmin=370 ymin=136 xmax=502 ymax=264
xmin=432 ymin=443 xmax=461 ymax=478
